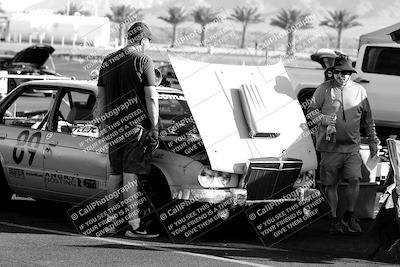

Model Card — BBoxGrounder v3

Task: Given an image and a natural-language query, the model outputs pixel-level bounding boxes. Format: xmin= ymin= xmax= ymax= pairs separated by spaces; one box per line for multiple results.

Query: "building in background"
xmin=6 ymin=12 xmax=110 ymax=47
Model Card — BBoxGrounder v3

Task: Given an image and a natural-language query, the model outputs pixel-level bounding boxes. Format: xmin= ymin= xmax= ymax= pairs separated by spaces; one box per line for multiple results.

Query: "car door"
xmin=355 ymin=44 xmax=400 ymax=126
xmin=43 ymin=87 xmax=108 ymax=202
xmin=0 ymin=84 xmax=57 ymax=196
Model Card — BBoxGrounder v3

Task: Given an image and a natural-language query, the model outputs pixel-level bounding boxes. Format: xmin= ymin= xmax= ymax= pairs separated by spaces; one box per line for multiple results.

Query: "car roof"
xmin=19 ymin=80 xmax=184 ymax=95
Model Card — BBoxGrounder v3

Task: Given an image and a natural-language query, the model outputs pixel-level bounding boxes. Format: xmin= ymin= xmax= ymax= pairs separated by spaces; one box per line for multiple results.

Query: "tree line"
xmin=57 ymin=3 xmax=362 ymax=53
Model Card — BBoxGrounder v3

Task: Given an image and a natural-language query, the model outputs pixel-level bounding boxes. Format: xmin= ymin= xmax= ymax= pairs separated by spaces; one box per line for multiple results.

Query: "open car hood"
xmin=11 ymin=44 xmax=55 ymax=67
xmin=169 ymin=54 xmax=317 ymax=174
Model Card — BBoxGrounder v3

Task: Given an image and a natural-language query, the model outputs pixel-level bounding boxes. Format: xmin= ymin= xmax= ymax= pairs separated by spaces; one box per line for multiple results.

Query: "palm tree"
xmin=270 ymin=9 xmax=313 ymax=56
xmin=192 ymin=7 xmax=219 ymax=47
xmin=106 ymin=5 xmax=143 ymax=46
xmin=229 ymin=6 xmax=263 ymax=49
xmin=320 ymin=9 xmax=361 ymax=50
xmin=158 ymin=7 xmax=188 ymax=47
xmin=56 ymin=2 xmax=91 ymax=16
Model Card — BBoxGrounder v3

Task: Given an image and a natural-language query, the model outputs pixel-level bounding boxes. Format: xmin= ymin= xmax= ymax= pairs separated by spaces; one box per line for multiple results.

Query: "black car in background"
xmin=0 ymin=44 xmax=63 ymax=95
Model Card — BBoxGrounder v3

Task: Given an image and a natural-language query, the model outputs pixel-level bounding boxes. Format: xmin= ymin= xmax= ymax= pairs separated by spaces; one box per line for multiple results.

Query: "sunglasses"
xmin=333 ymin=70 xmax=352 ymax=75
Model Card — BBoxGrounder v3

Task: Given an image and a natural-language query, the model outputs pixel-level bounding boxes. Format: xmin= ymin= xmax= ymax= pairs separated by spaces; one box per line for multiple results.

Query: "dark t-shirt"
xmin=97 ymin=47 xmax=155 ymax=143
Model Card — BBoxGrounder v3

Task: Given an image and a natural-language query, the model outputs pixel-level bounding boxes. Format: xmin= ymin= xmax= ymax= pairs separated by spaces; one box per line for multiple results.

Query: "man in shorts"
xmin=97 ymin=22 xmax=159 ymax=238
xmin=308 ymin=55 xmax=379 ymax=234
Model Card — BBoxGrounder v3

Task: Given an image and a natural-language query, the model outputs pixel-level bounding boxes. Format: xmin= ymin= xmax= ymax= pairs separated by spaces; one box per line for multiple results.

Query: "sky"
xmin=1 ymin=0 xmax=399 ymax=38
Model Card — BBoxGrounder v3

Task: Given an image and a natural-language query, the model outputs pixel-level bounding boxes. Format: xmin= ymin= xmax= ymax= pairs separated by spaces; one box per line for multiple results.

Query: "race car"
xmin=0 ymin=75 xmax=320 ymax=221
xmin=0 ymin=79 xmax=248 ymax=209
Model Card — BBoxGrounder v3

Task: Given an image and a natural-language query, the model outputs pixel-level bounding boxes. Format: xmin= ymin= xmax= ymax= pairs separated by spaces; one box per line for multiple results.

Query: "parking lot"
xmin=1 ymin=195 xmax=398 ymax=266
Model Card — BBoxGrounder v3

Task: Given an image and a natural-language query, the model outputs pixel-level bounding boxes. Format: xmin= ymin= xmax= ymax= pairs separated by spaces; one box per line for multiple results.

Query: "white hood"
xmin=169 ymin=54 xmax=317 ymax=174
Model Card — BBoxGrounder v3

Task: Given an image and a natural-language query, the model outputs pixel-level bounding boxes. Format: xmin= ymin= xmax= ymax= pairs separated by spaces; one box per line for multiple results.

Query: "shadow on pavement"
xmin=1 ymin=198 xmax=399 ymax=264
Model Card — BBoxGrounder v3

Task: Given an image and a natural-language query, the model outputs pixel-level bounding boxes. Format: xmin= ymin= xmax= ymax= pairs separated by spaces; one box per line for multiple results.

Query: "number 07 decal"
xmin=13 ymin=130 xmax=42 ymax=166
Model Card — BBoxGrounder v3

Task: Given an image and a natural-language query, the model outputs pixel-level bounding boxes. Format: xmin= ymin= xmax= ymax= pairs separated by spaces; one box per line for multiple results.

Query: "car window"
xmin=54 ymin=90 xmax=98 ymax=137
xmin=1 ymin=87 xmax=57 ymax=130
xmin=158 ymin=94 xmax=191 ymax=132
xmin=362 ymin=46 xmax=400 ymax=76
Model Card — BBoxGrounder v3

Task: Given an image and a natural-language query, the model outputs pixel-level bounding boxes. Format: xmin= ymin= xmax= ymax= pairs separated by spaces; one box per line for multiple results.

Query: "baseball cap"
xmin=127 ymin=22 xmax=154 ymax=44
xmin=333 ymin=55 xmax=357 ymax=73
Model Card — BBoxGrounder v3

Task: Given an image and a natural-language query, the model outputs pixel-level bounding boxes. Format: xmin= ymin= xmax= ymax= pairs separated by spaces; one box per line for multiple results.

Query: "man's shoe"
xmin=125 ymin=225 xmax=160 ymax=238
xmin=103 ymin=214 xmax=119 ymax=235
xmin=342 ymin=211 xmax=362 ymax=233
xmin=329 ymin=218 xmax=344 ymax=235
xmin=104 ymin=226 xmax=118 ymax=235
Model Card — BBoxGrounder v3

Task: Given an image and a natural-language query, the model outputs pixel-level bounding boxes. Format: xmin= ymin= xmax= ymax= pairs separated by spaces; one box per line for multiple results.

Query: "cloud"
xmin=354 ymin=1 xmax=374 ymax=17
xmin=1 ymin=0 xmax=43 ymax=11
xmin=375 ymin=1 xmax=400 ymax=18
xmin=243 ymin=0 xmax=266 ymax=12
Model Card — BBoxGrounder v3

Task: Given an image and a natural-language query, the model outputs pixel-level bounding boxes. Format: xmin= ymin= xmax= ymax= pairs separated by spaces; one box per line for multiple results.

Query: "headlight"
xmin=197 ymin=166 xmax=239 ymax=188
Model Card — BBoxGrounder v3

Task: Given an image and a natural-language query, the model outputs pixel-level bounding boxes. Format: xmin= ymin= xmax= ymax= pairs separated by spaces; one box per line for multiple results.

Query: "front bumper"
xmin=171 ymin=187 xmax=247 ymax=206
xmin=170 ymin=187 xmax=320 ymax=207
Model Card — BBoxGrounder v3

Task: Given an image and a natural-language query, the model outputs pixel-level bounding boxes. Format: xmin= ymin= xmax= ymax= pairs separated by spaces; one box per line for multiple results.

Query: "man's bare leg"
xmin=123 ymin=172 xmax=140 ymax=230
xmin=107 ymin=175 xmax=122 ymax=211
xmin=344 ymin=179 xmax=360 ymax=212
xmin=342 ymin=179 xmax=362 ymax=232
xmin=105 ymin=174 xmax=122 ymax=233
xmin=325 ymin=183 xmax=339 ymax=217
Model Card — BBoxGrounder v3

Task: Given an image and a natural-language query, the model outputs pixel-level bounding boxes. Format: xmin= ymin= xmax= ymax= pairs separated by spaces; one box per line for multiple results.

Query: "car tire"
xmin=0 ymin=166 xmax=12 ymax=206
xmin=146 ymin=167 xmax=172 ymax=209
xmin=140 ymin=167 xmax=172 ymax=234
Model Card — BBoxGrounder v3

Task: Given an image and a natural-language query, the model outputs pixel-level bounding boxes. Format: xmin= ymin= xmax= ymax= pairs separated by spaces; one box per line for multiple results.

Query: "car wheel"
xmin=145 ymin=167 xmax=172 ymax=210
xmin=44 ymin=93 xmax=52 ymax=97
xmin=0 ymin=166 xmax=12 ymax=206
xmin=140 ymin=167 xmax=172 ymax=234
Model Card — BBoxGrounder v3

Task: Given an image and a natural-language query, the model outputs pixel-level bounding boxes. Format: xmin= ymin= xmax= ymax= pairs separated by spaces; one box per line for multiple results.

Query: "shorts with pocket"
xmin=109 ymin=127 xmax=151 ymax=175
xmin=319 ymin=151 xmax=362 ymax=186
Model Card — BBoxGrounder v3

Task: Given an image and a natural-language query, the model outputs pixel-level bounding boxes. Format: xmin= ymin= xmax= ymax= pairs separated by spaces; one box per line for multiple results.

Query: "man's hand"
xmin=321 ymin=114 xmax=336 ymax=126
xmin=144 ymin=128 xmax=159 ymax=152
xmin=369 ymin=142 xmax=379 ymax=157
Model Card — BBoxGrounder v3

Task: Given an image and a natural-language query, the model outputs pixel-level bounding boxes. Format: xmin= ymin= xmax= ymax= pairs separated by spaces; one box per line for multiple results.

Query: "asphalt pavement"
xmin=0 ymin=197 xmax=399 ymax=266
